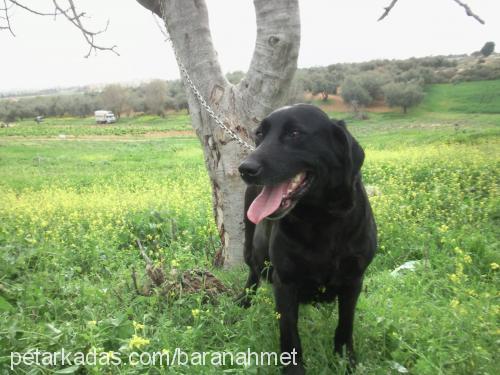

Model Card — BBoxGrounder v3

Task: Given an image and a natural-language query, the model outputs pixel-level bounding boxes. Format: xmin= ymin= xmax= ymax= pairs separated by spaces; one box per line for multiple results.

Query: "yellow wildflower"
xmin=448 ymin=273 xmax=460 ymax=283
xmin=128 ymin=334 xmax=150 ymax=350
xmin=438 ymin=224 xmax=449 ymax=233
xmin=133 ymin=321 xmax=144 ymax=330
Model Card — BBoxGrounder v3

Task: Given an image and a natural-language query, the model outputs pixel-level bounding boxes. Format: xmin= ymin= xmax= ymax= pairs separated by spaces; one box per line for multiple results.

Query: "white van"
xmin=95 ymin=110 xmax=117 ymax=124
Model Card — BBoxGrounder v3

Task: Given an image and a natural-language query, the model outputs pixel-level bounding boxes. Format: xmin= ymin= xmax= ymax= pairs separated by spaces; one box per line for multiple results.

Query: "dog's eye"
xmin=287 ymin=130 xmax=301 ymax=138
xmin=255 ymin=130 xmax=263 ymax=138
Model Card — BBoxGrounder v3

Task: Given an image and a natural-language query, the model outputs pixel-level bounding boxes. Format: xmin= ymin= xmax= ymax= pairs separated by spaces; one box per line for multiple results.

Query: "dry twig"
xmin=0 ymin=0 xmax=119 ymax=57
xmin=132 ymin=239 xmax=228 ymax=300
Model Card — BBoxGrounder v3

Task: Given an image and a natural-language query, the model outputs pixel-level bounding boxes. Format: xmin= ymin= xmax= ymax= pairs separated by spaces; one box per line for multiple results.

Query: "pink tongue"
xmin=247 ymin=182 xmax=289 ymax=224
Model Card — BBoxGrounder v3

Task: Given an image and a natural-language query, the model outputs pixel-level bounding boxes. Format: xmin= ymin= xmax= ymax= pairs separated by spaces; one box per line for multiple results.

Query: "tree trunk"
xmin=136 ymin=0 xmax=300 ymax=267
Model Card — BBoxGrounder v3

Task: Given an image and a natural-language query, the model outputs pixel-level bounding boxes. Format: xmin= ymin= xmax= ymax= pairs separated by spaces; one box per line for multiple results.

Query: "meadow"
xmin=1 ymin=114 xmax=191 ymax=138
xmin=0 ymin=82 xmax=499 ymax=374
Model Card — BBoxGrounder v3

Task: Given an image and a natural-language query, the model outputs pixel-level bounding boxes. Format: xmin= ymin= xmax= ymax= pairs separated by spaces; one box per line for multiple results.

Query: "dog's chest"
xmin=269 ymin=220 xmax=351 ymax=286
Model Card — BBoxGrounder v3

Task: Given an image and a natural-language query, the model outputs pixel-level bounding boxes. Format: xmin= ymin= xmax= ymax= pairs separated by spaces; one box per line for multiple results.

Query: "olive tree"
xmin=341 ymin=78 xmax=373 ymax=107
xmin=144 ymin=80 xmax=168 ymax=116
xmin=383 ymin=82 xmax=424 ymax=113
xmin=101 ymin=84 xmax=129 ymax=118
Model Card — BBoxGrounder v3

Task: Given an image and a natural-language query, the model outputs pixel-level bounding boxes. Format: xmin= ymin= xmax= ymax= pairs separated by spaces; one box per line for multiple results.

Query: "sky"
xmin=0 ymin=0 xmax=499 ymax=92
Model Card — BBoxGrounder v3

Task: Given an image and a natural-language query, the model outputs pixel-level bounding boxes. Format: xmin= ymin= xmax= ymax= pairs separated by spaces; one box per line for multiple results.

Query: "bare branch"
xmin=1 ymin=0 xmax=119 ymax=57
xmin=378 ymin=0 xmax=400 ymax=22
xmin=452 ymin=0 xmax=485 ymax=24
xmin=379 ymin=0 xmax=485 ymax=24
xmin=136 ymin=239 xmax=153 ymax=266
xmin=8 ymin=0 xmax=59 ymax=16
xmin=2 ymin=0 xmax=15 ymax=36
xmin=52 ymin=0 xmax=118 ymax=58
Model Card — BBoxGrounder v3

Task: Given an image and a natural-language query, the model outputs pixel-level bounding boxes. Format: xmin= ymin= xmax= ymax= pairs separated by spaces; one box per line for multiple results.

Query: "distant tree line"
xmin=290 ymin=45 xmax=499 ymax=114
xmin=1 ymin=44 xmax=498 ymax=122
xmin=0 ymin=79 xmax=188 ymax=122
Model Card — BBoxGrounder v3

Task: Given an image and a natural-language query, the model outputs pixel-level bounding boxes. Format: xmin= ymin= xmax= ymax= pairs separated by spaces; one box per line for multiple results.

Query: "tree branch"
xmin=242 ymin=0 xmax=301 ymax=119
xmin=378 ymin=0 xmax=485 ymax=24
xmin=452 ymin=0 xmax=484 ymax=24
xmin=8 ymin=0 xmax=59 ymax=16
xmin=0 ymin=0 xmax=16 ymax=37
xmin=1 ymin=0 xmax=119 ymax=57
xmin=378 ymin=0 xmax=399 ymax=22
xmin=52 ymin=0 xmax=118 ymax=58
xmin=136 ymin=0 xmax=161 ymax=17
xmin=2 ymin=0 xmax=15 ymax=36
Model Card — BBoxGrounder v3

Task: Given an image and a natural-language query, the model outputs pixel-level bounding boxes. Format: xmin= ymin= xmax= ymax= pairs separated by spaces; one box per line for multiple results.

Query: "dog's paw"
xmin=234 ymin=293 xmax=252 ymax=309
xmin=334 ymin=347 xmax=357 ymax=374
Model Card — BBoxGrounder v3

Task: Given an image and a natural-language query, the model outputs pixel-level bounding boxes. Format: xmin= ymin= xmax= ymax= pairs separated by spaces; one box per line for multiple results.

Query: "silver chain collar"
xmin=156 ymin=1 xmax=255 ymax=152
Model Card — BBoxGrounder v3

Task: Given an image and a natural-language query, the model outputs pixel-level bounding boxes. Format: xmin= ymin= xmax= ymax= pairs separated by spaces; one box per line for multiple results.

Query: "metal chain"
xmin=157 ymin=1 xmax=255 ymax=151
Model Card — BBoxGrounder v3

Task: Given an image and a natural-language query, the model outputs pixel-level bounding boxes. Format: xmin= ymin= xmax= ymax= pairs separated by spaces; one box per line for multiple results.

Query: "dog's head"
xmin=239 ymin=104 xmax=364 ymax=224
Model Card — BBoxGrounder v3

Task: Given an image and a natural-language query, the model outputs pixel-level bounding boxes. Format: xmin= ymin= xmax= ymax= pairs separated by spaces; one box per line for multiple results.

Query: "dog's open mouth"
xmin=247 ymin=171 xmax=312 ymax=224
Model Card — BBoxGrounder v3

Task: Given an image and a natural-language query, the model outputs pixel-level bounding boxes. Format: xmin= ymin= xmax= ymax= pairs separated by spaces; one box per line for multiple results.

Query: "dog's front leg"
xmin=273 ymin=273 xmax=305 ymax=375
xmin=334 ymin=279 xmax=362 ymax=368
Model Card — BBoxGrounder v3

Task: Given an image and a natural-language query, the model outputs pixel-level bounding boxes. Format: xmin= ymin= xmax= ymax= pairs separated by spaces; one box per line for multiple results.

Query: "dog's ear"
xmin=330 ymin=119 xmax=365 ymax=187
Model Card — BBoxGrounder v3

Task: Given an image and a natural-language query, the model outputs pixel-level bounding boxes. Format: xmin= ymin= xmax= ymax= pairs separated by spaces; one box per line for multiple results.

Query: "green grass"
xmin=0 ymin=83 xmax=499 ymax=374
xmin=0 ymin=113 xmax=191 ymax=137
xmin=418 ymin=80 xmax=500 ymax=114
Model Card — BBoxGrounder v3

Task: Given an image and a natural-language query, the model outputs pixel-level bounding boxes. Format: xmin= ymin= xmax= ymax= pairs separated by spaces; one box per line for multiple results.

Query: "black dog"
xmin=237 ymin=104 xmax=377 ymax=374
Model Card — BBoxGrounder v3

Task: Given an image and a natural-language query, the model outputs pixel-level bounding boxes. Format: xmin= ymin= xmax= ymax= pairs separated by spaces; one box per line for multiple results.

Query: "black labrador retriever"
xmin=237 ymin=104 xmax=377 ymax=374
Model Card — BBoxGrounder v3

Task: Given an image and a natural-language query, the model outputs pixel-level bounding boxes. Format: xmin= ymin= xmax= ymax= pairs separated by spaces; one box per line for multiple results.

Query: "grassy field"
xmin=0 ymin=113 xmax=191 ymax=137
xmin=0 ymin=83 xmax=499 ymax=374
xmin=418 ymin=80 xmax=500 ymax=114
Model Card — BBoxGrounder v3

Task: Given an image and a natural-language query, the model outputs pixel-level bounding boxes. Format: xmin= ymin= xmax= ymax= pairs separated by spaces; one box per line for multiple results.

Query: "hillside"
xmin=306 ymin=79 xmax=500 ymax=115
xmin=419 ymin=80 xmax=500 ymax=114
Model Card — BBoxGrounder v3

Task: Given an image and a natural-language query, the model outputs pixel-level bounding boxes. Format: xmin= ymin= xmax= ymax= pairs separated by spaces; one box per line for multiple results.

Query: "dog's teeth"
xmin=292 ymin=172 xmax=305 ymax=184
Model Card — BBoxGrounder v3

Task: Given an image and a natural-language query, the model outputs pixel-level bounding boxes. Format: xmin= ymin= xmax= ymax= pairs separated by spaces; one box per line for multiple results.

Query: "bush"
xmin=480 ymin=42 xmax=495 ymax=57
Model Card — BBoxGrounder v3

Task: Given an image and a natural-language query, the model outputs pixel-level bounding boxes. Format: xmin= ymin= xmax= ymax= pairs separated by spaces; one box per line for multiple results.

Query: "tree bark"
xmin=136 ymin=0 xmax=300 ymax=267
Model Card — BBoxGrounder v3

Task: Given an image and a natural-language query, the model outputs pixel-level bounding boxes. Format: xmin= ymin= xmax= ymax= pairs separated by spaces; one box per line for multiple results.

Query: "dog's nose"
xmin=239 ymin=160 xmax=262 ymax=178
